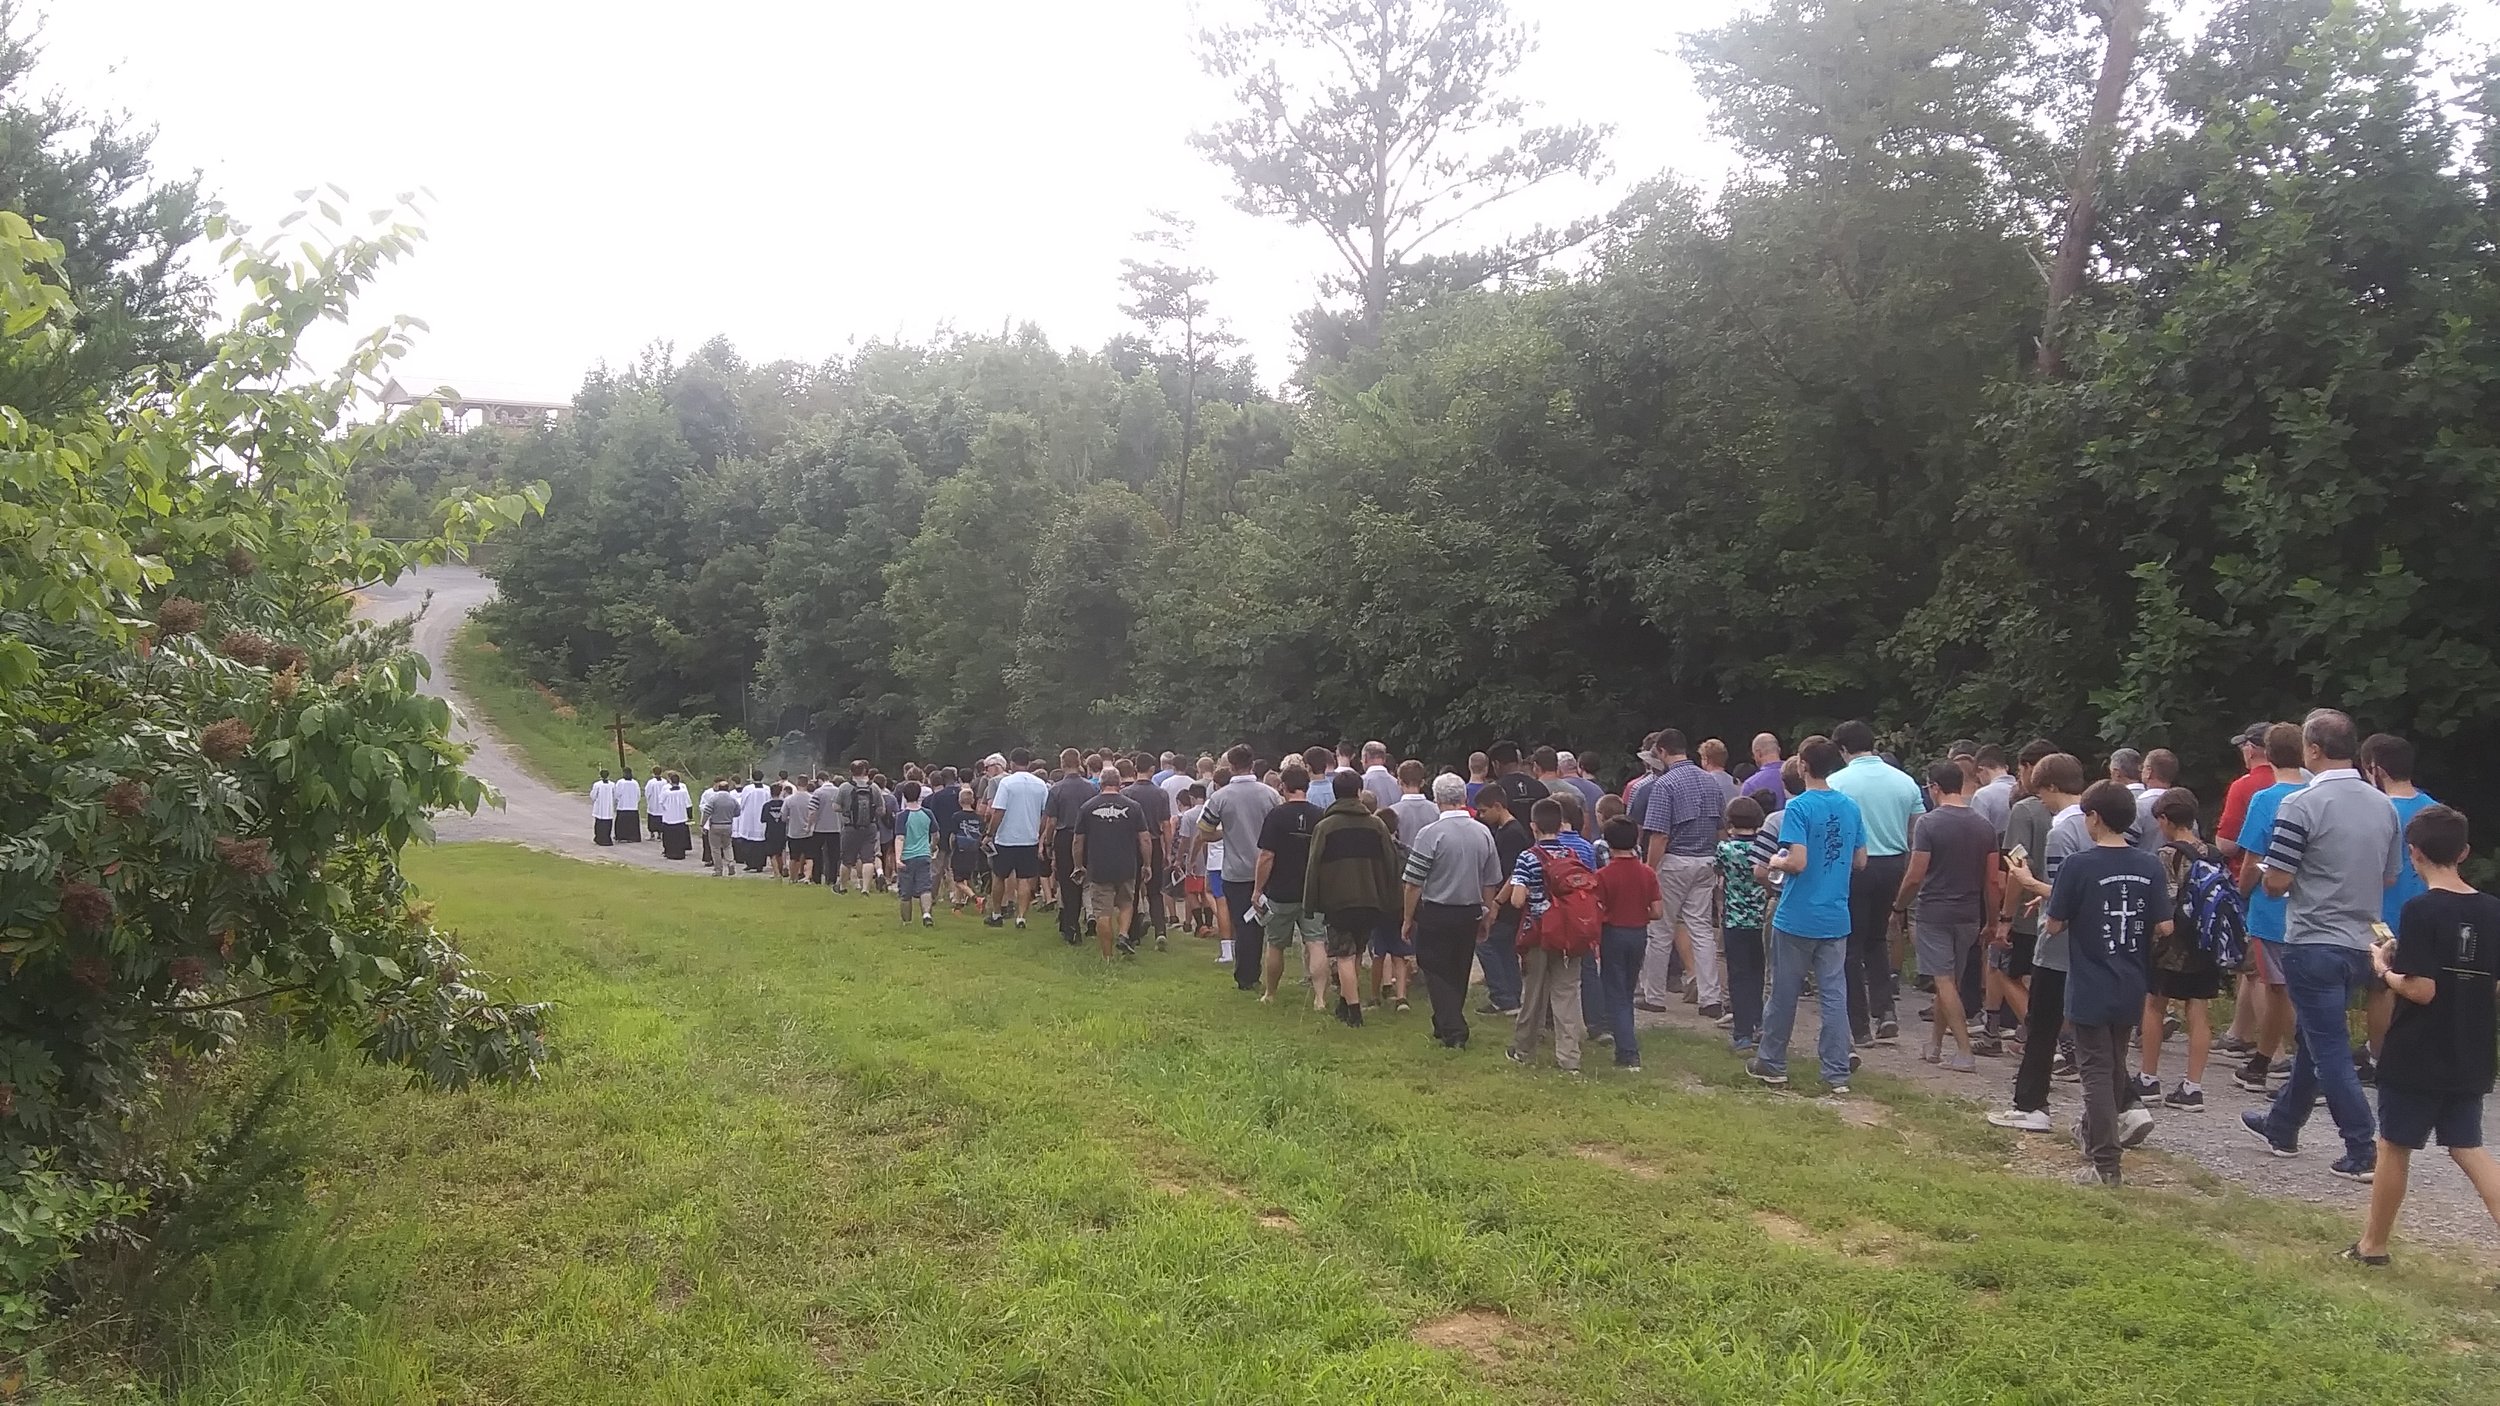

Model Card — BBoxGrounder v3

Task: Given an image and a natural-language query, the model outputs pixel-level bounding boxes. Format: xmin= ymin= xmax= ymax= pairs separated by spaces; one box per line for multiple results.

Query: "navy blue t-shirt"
xmin=2048 ymin=842 xmax=2171 ymax=1026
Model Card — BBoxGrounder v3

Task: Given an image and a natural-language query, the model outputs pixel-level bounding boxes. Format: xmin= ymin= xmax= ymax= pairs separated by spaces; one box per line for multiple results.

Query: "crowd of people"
xmin=586 ymin=716 xmax=2499 ymax=1261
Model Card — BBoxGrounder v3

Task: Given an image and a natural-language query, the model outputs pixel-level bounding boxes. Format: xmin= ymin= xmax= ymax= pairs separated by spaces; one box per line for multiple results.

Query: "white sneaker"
xmin=1986 ymin=1108 xmax=2053 ymax=1132
xmin=2118 ymin=1106 xmax=2156 ymax=1149
xmin=1217 ymin=939 xmax=1235 ymax=964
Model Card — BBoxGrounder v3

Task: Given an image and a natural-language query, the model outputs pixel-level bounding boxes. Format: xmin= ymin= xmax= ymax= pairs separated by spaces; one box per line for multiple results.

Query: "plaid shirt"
xmin=1639 ymin=760 xmax=1723 ymax=857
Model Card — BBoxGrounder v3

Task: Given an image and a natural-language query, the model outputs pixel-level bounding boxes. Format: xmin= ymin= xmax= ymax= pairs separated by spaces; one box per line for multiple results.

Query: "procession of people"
xmin=588 ymin=713 xmax=2500 ymax=1262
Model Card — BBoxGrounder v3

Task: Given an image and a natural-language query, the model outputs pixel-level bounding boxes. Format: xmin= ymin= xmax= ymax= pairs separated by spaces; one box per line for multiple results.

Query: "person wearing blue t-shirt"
xmin=1749 ymin=739 xmax=1867 ymax=1094
xmin=2231 ymin=724 xmax=2307 ymax=1092
xmin=2364 ymin=734 xmax=2437 ymax=928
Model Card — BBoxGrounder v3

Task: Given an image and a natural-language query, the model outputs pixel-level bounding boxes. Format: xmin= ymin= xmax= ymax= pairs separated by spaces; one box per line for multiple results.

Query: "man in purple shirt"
xmin=1637 ymin=728 xmax=1728 ymax=1018
xmin=1738 ymin=733 xmax=1786 ymax=807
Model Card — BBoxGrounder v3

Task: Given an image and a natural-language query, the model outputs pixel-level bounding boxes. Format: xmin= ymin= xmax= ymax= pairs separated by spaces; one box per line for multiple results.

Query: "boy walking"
xmin=2348 ymin=804 xmax=2500 ymax=1264
xmin=2046 ymin=782 xmax=2172 ymax=1185
xmin=1505 ymin=798 xmax=1601 ymax=1072
xmin=891 ymin=782 xmax=937 ymax=926
xmin=1750 ymin=740 xmax=1867 ymax=1094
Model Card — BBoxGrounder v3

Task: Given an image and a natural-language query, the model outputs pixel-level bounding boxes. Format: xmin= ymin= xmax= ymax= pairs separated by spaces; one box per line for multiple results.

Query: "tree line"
xmin=403 ymin=0 xmax=2498 ymax=824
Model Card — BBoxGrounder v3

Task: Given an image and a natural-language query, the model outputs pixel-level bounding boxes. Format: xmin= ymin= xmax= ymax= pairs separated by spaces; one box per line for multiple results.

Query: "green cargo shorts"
xmin=1262 ymin=899 xmax=1324 ymax=950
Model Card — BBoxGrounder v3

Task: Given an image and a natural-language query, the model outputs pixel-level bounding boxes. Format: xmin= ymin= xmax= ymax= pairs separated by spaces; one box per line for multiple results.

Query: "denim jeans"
xmin=2262 ymin=943 xmax=2378 ymax=1161
xmin=1598 ymin=924 xmax=1647 ymax=1066
xmin=1581 ymin=953 xmax=1606 ymax=1035
xmin=1759 ymin=929 xmax=1853 ymax=1085
xmin=1477 ymin=915 xmax=1523 ymax=1011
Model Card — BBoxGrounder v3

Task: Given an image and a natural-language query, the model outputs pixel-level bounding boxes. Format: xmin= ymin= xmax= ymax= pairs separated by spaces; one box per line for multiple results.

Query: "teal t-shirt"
xmin=898 ymin=808 xmax=934 ymax=862
xmin=2383 ymin=791 xmax=2438 ymax=927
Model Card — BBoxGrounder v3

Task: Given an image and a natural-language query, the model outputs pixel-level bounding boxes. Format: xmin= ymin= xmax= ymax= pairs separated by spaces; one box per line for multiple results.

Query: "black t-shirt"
xmin=1488 ymin=817 xmax=1533 ymax=911
xmin=1497 ymin=772 xmax=1550 ymax=828
xmin=2380 ymin=888 xmax=2500 ymax=1095
xmin=1258 ymin=798 xmax=1324 ymax=899
xmin=1124 ymin=780 xmax=1173 ymax=848
xmin=1047 ymin=775 xmax=1097 ymax=841
xmin=1074 ymin=789 xmax=1148 ymax=884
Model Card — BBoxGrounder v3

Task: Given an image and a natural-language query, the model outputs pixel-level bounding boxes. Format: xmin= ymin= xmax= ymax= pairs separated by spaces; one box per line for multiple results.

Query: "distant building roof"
xmin=379 ymin=377 xmax=571 ymax=413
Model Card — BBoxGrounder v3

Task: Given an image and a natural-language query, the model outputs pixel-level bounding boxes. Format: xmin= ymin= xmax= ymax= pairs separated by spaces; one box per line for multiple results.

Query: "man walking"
xmin=2244 ymin=710 xmax=2400 ymax=1183
xmin=1253 ymin=765 xmax=1326 ymax=1005
xmin=1199 ymin=744 xmax=1282 ymax=991
xmin=1044 ymin=749 xmax=1096 ymax=945
xmin=984 ymin=749 xmax=1049 ymax=928
xmin=784 ymin=769 xmax=817 ymax=882
xmin=1637 ymin=729 xmax=1726 ymax=1018
xmin=1739 ymin=734 xmax=1786 ymax=807
xmin=614 ymin=767 xmax=642 ymax=844
xmin=701 ymin=778 xmax=740 ymax=877
xmin=1073 ymin=765 xmax=1151 ymax=958
xmin=1307 ymin=769 xmax=1399 ymax=1026
xmin=589 ymin=770 xmax=617 ymax=846
xmin=811 ymin=772 xmax=843 ymax=886
xmin=1828 ymin=721 xmax=1923 ymax=1045
xmin=1403 ymin=774 xmax=1503 ymax=1048
xmin=1124 ymin=753 xmax=1177 ymax=949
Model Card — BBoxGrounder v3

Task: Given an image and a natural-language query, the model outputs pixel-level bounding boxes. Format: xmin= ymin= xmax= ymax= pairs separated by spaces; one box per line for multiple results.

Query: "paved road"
xmin=360 ymin=566 xmax=2497 ymax=1251
xmin=356 ymin=565 xmax=693 ymax=872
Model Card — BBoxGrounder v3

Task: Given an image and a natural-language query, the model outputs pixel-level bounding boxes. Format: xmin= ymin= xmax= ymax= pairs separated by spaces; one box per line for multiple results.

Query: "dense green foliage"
xmin=453 ymin=0 xmax=2500 ymax=811
xmin=43 ymin=844 xmax=2497 ymax=1402
xmin=0 ymin=92 xmax=547 ymax=1346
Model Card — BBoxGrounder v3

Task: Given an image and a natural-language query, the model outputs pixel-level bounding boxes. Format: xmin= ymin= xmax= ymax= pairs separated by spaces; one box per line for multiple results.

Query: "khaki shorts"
xmin=1083 ymin=880 xmax=1139 ymax=922
xmin=1262 ymin=900 xmax=1324 ymax=949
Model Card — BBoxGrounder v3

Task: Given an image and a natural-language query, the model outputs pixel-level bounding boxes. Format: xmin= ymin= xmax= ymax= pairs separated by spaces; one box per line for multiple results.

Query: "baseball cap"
xmin=983 ymin=753 xmax=1007 ymax=769
xmin=2229 ymin=723 xmax=2268 ymax=749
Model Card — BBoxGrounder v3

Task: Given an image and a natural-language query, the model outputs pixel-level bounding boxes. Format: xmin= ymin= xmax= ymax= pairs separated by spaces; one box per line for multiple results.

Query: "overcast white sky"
xmin=36 ymin=0 xmax=1750 ymax=399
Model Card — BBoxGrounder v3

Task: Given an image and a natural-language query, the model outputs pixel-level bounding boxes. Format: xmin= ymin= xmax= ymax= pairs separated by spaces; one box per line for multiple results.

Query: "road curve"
xmin=355 ymin=564 xmax=692 ymax=872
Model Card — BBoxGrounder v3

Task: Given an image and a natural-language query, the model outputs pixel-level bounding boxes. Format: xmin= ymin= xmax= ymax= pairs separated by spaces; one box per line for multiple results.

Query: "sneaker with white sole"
xmin=2118 ymin=1106 xmax=2156 ymax=1149
xmin=1986 ymin=1107 xmax=2053 ymax=1132
xmin=1745 ymin=1058 xmax=1788 ymax=1087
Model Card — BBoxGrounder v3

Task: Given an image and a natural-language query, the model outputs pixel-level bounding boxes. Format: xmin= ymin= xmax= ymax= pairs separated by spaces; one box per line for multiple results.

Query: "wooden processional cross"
xmin=610 ymin=713 xmax=629 ymax=774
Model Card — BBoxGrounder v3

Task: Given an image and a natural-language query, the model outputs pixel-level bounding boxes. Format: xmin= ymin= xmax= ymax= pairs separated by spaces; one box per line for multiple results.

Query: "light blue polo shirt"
xmin=1828 ymin=755 xmax=1923 ymax=858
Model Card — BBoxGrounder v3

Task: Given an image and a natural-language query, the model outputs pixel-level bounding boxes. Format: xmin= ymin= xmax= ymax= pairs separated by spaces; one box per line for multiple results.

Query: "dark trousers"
xmin=1414 ymin=902 xmax=1479 ymax=1046
xmin=593 ymin=817 xmax=614 ymax=846
xmin=1725 ymin=925 xmax=1766 ymax=1042
xmin=814 ymin=833 xmax=838 ymax=883
xmin=1130 ymin=841 xmax=1169 ymax=941
xmin=1226 ymin=882 xmax=1261 ymax=989
xmin=2013 ymin=966 xmax=2068 ymax=1113
xmin=1959 ymin=938 xmax=1987 ymax=1022
xmin=1845 ymin=854 xmax=1907 ymax=1038
xmin=2074 ymin=1018 xmax=2138 ymax=1176
xmin=1055 ymin=834 xmax=1084 ymax=940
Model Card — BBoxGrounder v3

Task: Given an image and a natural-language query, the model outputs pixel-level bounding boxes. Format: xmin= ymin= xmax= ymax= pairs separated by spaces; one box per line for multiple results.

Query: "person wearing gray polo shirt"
xmin=2246 ymin=709 xmax=2401 ymax=1181
xmin=1402 ymin=774 xmax=1505 ymax=1049
xmin=1198 ymin=744 xmax=1281 ymax=992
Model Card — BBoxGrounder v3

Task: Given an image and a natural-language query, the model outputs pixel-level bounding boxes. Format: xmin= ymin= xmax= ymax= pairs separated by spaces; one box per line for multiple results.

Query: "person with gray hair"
xmin=2244 ymin=707 xmax=2400 ymax=1182
xmin=1402 ymin=773 xmax=1504 ymax=1048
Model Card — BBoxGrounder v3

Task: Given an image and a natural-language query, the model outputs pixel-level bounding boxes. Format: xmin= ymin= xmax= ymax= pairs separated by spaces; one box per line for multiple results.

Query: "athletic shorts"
xmin=1993 ymin=928 xmax=2037 ymax=979
xmin=1369 ymin=909 xmax=1414 ymax=959
xmin=2250 ymin=939 xmax=2287 ymax=988
xmin=1261 ymin=899 xmax=1322 ymax=949
xmin=2379 ymin=1084 xmax=2483 ymax=1150
xmin=1184 ymin=874 xmax=1210 ymax=897
xmin=841 ymin=829 xmax=876 ymax=864
xmin=1324 ymin=908 xmax=1380 ymax=960
xmin=897 ymin=856 xmax=933 ymax=899
xmin=1208 ymin=871 xmax=1225 ymax=900
xmin=991 ymin=844 xmax=1041 ymax=880
xmin=1083 ymin=880 xmax=1138 ymax=922
xmin=764 ymin=832 xmax=787 ymax=856
xmin=1914 ymin=917 xmax=1978 ymax=982
xmin=950 ymin=850 xmax=978 ymax=882
xmin=2149 ymin=958 xmax=2222 ymax=1001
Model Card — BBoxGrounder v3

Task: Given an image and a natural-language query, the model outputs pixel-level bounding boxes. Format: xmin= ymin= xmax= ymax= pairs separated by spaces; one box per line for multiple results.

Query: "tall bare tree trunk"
xmin=2039 ymin=0 xmax=2147 ymax=379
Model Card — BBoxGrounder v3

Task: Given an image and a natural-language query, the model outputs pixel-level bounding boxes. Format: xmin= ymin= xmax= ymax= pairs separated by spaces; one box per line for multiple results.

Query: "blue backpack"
xmin=2169 ymin=842 xmax=2249 ymax=969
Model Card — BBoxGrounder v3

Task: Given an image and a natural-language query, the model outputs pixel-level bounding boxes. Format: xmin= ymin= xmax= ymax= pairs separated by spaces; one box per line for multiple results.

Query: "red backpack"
xmin=1523 ymin=843 xmax=1602 ymax=955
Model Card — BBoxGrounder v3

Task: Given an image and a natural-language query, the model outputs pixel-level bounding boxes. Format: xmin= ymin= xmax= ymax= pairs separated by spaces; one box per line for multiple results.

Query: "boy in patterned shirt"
xmin=1719 ymin=796 xmax=1771 ymax=1052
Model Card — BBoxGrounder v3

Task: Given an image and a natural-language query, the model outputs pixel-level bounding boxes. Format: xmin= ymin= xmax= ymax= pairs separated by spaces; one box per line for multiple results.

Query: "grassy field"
xmin=442 ymin=623 xmax=642 ymax=787
xmin=67 ymin=846 xmax=2500 ymax=1404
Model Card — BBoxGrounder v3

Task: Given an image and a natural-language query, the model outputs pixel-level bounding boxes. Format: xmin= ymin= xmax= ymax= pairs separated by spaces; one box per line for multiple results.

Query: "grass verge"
xmin=443 ymin=622 xmax=639 ymax=789
xmin=48 ymin=845 xmax=2500 ymax=1403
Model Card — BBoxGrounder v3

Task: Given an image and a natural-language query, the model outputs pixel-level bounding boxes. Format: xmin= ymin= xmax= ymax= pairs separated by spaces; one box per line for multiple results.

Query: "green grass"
xmin=443 ymin=622 xmax=639 ymax=788
xmin=60 ymin=846 xmax=2500 ymax=1403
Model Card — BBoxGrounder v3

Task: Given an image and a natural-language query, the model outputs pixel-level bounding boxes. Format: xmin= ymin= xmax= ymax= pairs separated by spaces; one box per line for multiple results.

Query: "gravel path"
xmin=362 ymin=565 xmax=2499 ymax=1253
xmin=1635 ymin=991 xmax=2500 ymax=1251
